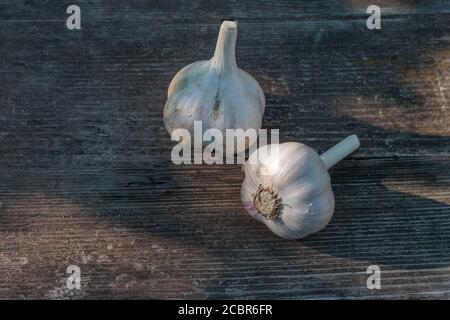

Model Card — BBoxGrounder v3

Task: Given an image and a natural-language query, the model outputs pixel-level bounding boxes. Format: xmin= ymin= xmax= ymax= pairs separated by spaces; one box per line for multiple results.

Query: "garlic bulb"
xmin=163 ymin=21 xmax=265 ymax=151
xmin=241 ymin=135 xmax=360 ymax=240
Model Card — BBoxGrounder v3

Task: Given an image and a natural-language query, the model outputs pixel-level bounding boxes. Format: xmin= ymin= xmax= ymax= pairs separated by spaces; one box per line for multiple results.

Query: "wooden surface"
xmin=0 ymin=0 xmax=449 ymax=299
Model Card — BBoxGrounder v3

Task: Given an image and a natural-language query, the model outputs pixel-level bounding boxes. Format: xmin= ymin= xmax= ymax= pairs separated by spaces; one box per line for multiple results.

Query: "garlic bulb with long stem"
xmin=163 ymin=21 xmax=265 ymax=152
xmin=241 ymin=135 xmax=360 ymax=240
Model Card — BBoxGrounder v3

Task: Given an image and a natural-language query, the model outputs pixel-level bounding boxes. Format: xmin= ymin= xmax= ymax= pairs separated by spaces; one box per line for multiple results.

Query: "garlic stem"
xmin=320 ymin=135 xmax=360 ymax=170
xmin=211 ymin=20 xmax=238 ymax=72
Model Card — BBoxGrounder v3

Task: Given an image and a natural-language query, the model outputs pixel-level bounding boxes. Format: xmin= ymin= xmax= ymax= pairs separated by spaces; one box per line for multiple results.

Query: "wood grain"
xmin=0 ymin=0 xmax=449 ymax=299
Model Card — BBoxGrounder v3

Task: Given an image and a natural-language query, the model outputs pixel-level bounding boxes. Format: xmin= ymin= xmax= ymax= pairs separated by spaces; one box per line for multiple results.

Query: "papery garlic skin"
xmin=241 ymin=143 xmax=335 ymax=239
xmin=163 ymin=21 xmax=265 ymax=151
xmin=241 ymin=135 xmax=360 ymax=240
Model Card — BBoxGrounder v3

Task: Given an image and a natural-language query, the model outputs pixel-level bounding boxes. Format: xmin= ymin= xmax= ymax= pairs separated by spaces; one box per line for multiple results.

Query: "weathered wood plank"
xmin=0 ymin=157 xmax=449 ymax=299
xmin=1 ymin=0 xmax=449 ymax=22
xmin=0 ymin=12 xmax=448 ymax=162
xmin=0 ymin=0 xmax=449 ymax=299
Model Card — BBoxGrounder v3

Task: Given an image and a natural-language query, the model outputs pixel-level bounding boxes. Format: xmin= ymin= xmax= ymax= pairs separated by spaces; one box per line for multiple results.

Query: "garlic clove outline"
xmin=163 ymin=21 xmax=266 ymax=153
xmin=241 ymin=135 xmax=360 ymax=240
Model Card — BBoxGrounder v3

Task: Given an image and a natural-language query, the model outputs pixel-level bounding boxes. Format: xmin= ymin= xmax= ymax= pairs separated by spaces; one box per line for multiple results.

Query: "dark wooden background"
xmin=0 ymin=0 xmax=449 ymax=299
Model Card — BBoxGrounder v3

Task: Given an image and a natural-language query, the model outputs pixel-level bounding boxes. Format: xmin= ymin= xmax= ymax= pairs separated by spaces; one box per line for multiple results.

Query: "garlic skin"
xmin=163 ymin=21 xmax=265 ymax=151
xmin=241 ymin=135 xmax=360 ymax=240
